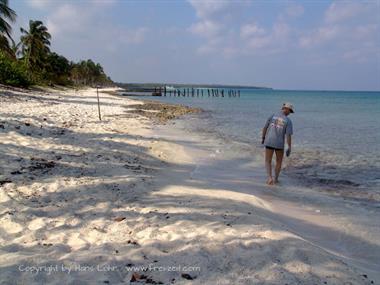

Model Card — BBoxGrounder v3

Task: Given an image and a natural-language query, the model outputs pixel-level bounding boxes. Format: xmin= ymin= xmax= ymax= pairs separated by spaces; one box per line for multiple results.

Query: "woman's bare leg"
xmin=265 ymin=148 xmax=275 ymax=185
xmin=274 ymin=149 xmax=284 ymax=183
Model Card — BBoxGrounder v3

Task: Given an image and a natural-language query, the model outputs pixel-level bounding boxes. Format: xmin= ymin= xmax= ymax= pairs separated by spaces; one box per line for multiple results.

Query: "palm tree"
xmin=20 ymin=20 xmax=51 ymax=70
xmin=10 ymin=39 xmax=21 ymax=57
xmin=0 ymin=0 xmax=17 ymax=55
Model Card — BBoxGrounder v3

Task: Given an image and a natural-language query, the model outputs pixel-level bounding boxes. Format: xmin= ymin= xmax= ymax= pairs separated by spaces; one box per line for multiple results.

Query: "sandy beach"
xmin=0 ymin=86 xmax=379 ymax=285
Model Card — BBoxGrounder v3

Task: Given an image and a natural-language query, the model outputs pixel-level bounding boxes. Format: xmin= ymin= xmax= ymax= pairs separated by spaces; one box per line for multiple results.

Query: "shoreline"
xmin=127 ymin=94 xmax=380 ymax=204
xmin=0 ymin=86 xmax=379 ymax=284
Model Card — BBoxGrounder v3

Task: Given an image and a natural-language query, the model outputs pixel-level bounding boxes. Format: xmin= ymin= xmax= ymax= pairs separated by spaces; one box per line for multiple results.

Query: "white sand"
xmin=0 ymin=86 xmax=379 ymax=284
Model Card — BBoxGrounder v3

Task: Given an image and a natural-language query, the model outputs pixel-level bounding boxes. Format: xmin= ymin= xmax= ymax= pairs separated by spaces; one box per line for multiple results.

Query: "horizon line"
xmin=115 ymin=82 xmax=380 ymax=93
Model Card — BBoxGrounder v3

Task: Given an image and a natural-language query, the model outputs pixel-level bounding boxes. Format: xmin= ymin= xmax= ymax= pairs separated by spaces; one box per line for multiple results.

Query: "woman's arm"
xmin=262 ymin=115 xmax=272 ymax=144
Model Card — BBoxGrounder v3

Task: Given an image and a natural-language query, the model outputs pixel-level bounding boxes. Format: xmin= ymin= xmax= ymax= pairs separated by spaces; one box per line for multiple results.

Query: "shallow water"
xmin=130 ymin=89 xmax=380 ymax=197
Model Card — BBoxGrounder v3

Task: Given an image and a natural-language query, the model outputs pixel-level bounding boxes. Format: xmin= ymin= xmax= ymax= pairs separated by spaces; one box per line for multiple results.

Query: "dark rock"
xmin=0 ymin=179 xmax=12 ymax=186
xmin=181 ymin=273 xmax=195 ymax=280
xmin=127 ymin=240 xmax=138 ymax=245
xmin=130 ymin=273 xmax=147 ymax=282
xmin=113 ymin=217 xmax=126 ymax=222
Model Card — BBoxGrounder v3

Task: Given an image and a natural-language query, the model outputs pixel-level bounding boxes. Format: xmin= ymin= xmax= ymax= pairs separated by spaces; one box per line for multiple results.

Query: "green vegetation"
xmin=0 ymin=51 xmax=30 ymax=87
xmin=0 ymin=0 xmax=112 ymax=88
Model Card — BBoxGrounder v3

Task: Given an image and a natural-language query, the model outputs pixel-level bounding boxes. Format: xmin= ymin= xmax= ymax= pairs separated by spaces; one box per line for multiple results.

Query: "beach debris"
xmin=29 ymin=158 xmax=56 ymax=171
xmin=181 ymin=273 xmax=195 ymax=280
xmin=130 ymin=273 xmax=147 ymax=282
xmin=127 ymin=240 xmax=139 ymax=245
xmin=123 ymin=163 xmax=143 ymax=171
xmin=125 ymin=102 xmax=202 ymax=124
xmin=113 ymin=216 xmax=126 ymax=222
xmin=130 ymin=272 xmax=163 ymax=284
xmin=0 ymin=179 xmax=12 ymax=186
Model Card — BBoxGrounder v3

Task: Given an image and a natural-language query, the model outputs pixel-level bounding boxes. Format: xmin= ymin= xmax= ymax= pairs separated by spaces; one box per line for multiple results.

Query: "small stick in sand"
xmin=96 ymin=86 xmax=102 ymax=121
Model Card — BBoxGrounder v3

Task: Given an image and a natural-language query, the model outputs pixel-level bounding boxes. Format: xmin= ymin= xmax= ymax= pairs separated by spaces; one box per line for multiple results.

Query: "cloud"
xmin=297 ymin=1 xmax=379 ymax=66
xmin=113 ymin=27 xmax=148 ymax=45
xmin=189 ymin=20 xmax=222 ymax=38
xmin=27 ymin=0 xmax=53 ymax=9
xmin=46 ymin=4 xmax=89 ymax=35
xmin=299 ymin=25 xmax=340 ymax=48
xmin=240 ymin=23 xmax=265 ymax=39
xmin=44 ymin=2 xmax=148 ymax=49
xmin=244 ymin=21 xmax=291 ymax=54
xmin=299 ymin=1 xmax=377 ymax=48
xmin=188 ymin=0 xmax=259 ymax=56
xmin=324 ymin=2 xmax=368 ymax=23
xmin=187 ymin=0 xmax=233 ymax=19
xmin=285 ymin=3 xmax=304 ymax=18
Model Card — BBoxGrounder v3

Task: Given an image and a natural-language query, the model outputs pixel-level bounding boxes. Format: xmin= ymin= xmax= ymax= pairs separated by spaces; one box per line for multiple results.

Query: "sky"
xmin=8 ymin=0 xmax=380 ymax=91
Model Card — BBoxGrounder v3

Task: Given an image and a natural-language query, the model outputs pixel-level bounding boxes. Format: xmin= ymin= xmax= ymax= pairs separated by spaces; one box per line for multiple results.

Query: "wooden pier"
xmin=153 ymin=87 xmax=241 ymax=98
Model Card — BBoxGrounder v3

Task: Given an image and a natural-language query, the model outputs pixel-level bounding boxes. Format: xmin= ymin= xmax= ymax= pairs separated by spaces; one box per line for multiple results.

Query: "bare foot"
xmin=266 ymin=177 xmax=274 ymax=185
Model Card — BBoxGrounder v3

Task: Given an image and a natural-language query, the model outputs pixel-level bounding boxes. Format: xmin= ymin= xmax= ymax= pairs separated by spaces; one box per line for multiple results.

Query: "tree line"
xmin=0 ymin=0 xmax=112 ymax=87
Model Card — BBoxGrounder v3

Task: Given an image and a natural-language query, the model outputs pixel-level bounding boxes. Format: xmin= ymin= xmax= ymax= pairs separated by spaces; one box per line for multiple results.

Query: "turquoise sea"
xmin=131 ymin=89 xmax=380 ymax=195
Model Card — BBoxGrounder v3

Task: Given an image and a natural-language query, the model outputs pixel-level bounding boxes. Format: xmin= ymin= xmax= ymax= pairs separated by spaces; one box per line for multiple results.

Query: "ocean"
xmin=130 ymin=88 xmax=380 ymax=198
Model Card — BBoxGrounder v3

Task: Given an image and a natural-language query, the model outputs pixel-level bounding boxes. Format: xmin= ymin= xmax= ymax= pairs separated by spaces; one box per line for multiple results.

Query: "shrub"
xmin=0 ymin=52 xmax=31 ymax=87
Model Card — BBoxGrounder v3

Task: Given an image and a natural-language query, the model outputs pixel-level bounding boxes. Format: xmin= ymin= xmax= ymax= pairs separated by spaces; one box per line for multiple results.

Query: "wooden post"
xmin=96 ymin=86 xmax=101 ymax=121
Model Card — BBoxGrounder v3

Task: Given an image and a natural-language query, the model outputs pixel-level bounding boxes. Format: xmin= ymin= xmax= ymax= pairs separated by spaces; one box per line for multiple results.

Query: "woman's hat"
xmin=282 ymin=102 xmax=294 ymax=113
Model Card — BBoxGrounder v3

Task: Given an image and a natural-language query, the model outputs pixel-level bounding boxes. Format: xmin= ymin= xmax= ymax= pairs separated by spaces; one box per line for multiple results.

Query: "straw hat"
xmin=282 ymin=102 xmax=294 ymax=113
